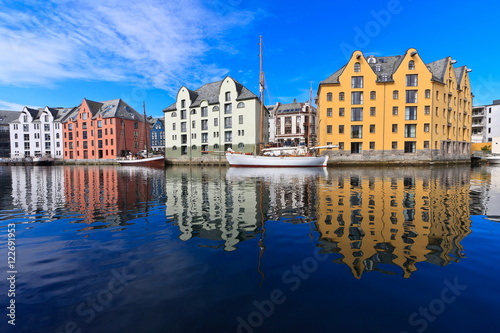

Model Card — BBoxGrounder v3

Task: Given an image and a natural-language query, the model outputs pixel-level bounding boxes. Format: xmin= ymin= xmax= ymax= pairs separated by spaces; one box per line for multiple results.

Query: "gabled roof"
xmin=61 ymin=98 xmax=144 ymax=123
xmin=266 ymin=101 xmax=316 ymax=115
xmin=320 ymin=65 xmax=346 ymax=84
xmin=369 ymin=55 xmax=404 ymax=82
xmin=163 ymin=76 xmax=258 ymax=112
xmin=454 ymin=66 xmax=466 ymax=88
xmin=426 ymin=57 xmax=448 ymax=84
xmin=0 ymin=110 xmax=21 ymax=125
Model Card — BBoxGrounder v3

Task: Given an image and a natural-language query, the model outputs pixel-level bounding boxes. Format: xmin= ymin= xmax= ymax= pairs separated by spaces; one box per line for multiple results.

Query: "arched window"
xmin=172 ymin=146 xmax=177 ymax=150
xmin=191 ymin=145 xmax=197 ymax=150
xmin=327 ymin=93 xmax=332 ymax=101
xmin=408 ymin=60 xmax=415 ymax=70
xmin=214 ymin=144 xmax=220 ymax=149
xmin=238 ymin=143 xmax=245 ymax=148
xmin=354 ymin=62 xmax=361 ymax=72
xmin=171 ymin=112 xmax=177 ymax=117
xmin=212 ymin=106 xmax=220 ymax=112
xmin=237 ymin=102 xmax=245 ymax=108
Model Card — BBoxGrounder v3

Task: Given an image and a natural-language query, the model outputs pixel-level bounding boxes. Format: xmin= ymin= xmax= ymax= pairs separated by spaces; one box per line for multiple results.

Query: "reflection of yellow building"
xmin=316 ymin=167 xmax=472 ymax=278
xmin=317 ymin=48 xmax=473 ymax=163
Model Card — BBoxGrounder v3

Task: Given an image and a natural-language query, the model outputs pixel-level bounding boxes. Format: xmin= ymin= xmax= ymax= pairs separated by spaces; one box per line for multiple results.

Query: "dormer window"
xmin=408 ymin=60 xmax=415 ymax=70
xmin=354 ymin=62 xmax=361 ymax=72
xmin=375 ymin=65 xmax=381 ymax=72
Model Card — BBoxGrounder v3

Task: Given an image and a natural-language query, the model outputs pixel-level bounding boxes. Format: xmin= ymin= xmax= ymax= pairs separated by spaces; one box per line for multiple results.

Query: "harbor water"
xmin=0 ymin=164 xmax=499 ymax=333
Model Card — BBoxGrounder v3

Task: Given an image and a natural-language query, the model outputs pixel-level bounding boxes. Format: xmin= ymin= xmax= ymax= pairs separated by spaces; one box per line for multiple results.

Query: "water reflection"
xmin=316 ymin=167 xmax=472 ymax=278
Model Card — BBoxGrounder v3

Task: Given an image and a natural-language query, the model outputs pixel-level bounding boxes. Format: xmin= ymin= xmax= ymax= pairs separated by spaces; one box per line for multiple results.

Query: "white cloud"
xmin=0 ymin=0 xmax=255 ymax=94
xmin=0 ymin=100 xmax=39 ymax=111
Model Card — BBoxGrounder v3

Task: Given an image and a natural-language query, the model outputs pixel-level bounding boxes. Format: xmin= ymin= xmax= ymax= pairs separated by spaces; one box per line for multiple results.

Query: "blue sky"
xmin=1 ymin=0 xmax=499 ymax=118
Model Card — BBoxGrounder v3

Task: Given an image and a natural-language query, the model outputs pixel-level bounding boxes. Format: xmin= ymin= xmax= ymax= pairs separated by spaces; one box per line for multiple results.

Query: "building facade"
xmin=163 ymin=76 xmax=268 ymax=161
xmin=149 ymin=117 xmax=165 ymax=153
xmin=317 ymin=48 xmax=473 ymax=163
xmin=471 ymin=100 xmax=500 ymax=143
xmin=9 ymin=106 xmax=70 ymax=159
xmin=61 ymin=98 xmax=147 ymax=160
xmin=267 ymin=100 xmax=317 ymax=147
xmin=0 ymin=110 xmax=20 ymax=157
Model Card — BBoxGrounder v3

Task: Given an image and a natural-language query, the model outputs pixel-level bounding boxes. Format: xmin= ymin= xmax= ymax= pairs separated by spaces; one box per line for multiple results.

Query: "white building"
xmin=472 ymin=100 xmax=500 ymax=143
xmin=9 ymin=106 xmax=73 ymax=159
xmin=163 ymin=76 xmax=268 ymax=160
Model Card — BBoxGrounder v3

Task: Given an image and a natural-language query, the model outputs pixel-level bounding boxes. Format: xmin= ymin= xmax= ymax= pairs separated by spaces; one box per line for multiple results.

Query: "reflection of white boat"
xmin=226 ymin=151 xmax=328 ymax=167
xmin=117 ymin=156 xmax=164 ymax=167
xmin=486 ymin=156 xmax=500 ymax=164
xmin=226 ymin=166 xmax=328 ymax=179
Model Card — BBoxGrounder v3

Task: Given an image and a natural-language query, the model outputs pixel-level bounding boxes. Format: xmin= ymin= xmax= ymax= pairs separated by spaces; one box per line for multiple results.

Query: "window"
xmin=370 ymin=91 xmax=376 ymax=100
xmin=354 ymin=62 xmax=360 ymax=72
xmin=225 ymin=91 xmax=231 ymax=101
xmin=381 ymin=75 xmax=388 ymax=81
xmin=224 ymin=131 xmax=232 ymax=142
xmin=424 ymin=123 xmax=430 ymax=132
xmin=224 ymin=117 xmax=232 ymax=129
xmin=425 ymin=89 xmax=430 ymax=98
xmin=393 ymin=90 xmax=399 ymax=99
xmin=327 ymin=108 xmax=332 ymax=117
xmin=406 ymin=90 xmax=417 ymax=103
xmin=181 ymin=110 xmax=187 ymax=119
xmin=404 ymin=141 xmax=416 ymax=153
xmin=214 ymin=118 xmax=218 ymax=127
xmin=44 ymin=124 xmax=50 ymax=131
xmin=392 ymin=106 xmax=398 ymax=115
xmin=201 ymin=107 xmax=208 ymax=117
xmin=424 ymin=106 xmax=430 ymax=115
xmin=351 ymin=76 xmax=363 ymax=88
xmin=181 ymin=122 xmax=187 ymax=132
xmin=339 ymin=125 xmax=344 ymax=134
xmin=392 ymin=141 xmax=398 ymax=149
xmin=224 ymin=103 xmax=232 ymax=114
xmin=239 ymin=115 xmax=244 ymax=124
xmin=406 ymin=74 xmax=418 ymax=87
xmin=237 ymin=102 xmax=245 ymax=108
xmin=375 ymin=65 xmax=381 ymax=72
xmin=351 ymin=125 xmax=362 ymax=138
xmin=327 ymin=125 xmax=332 ymax=134
xmin=408 ymin=60 xmax=415 ymax=70
xmin=327 ymin=93 xmax=333 ymax=101
xmin=339 ymin=142 xmax=344 ymax=150
xmin=181 ymin=99 xmax=186 ymax=108
xmin=201 ymin=119 xmax=208 ymax=130
xmin=192 ymin=120 xmax=196 ymax=129
xmin=369 ymin=124 xmax=375 ymax=133
xmin=405 ymin=124 xmax=416 ymax=138
xmin=392 ymin=124 xmax=398 ymax=133
xmin=201 ymin=133 xmax=208 ymax=143
xmin=82 ymin=113 xmax=87 ymax=120
xmin=351 ymin=92 xmax=363 ymax=104
xmin=351 ymin=108 xmax=363 ymax=121
xmin=351 ymin=142 xmax=362 ymax=153
xmin=172 ymin=123 xmax=176 ymax=130
xmin=424 ymin=141 xmax=429 ymax=149
xmin=369 ymin=142 xmax=375 ymax=149
xmin=339 ymin=108 xmax=345 ymax=116
xmin=405 ymin=106 xmax=417 ymax=120
xmin=339 ymin=92 xmax=345 ymax=101
xmin=212 ymin=106 xmax=220 ymax=112
xmin=370 ymin=107 xmax=376 ymax=116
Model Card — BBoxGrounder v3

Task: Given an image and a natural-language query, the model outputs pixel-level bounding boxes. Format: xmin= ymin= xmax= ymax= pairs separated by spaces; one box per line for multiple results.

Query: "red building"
xmin=61 ymin=98 xmax=147 ymax=160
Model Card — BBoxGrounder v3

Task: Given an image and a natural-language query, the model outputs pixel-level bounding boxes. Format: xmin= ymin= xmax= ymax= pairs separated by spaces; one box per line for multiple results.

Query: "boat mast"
xmin=259 ymin=35 xmax=265 ymax=153
xmin=143 ymin=101 xmax=149 ymax=158
xmin=308 ymin=82 xmax=313 ymax=147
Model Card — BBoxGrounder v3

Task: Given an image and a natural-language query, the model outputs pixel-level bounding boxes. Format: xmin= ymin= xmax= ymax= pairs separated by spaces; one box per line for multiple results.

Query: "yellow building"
xmin=317 ymin=48 xmax=473 ymax=164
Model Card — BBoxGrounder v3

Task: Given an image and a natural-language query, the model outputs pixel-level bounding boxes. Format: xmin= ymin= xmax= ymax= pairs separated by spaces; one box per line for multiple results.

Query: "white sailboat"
xmin=225 ymin=36 xmax=329 ymax=168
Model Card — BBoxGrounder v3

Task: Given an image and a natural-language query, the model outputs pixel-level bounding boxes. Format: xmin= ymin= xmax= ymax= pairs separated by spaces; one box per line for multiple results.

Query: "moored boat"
xmin=486 ymin=155 xmax=500 ymax=164
xmin=117 ymin=155 xmax=164 ymax=167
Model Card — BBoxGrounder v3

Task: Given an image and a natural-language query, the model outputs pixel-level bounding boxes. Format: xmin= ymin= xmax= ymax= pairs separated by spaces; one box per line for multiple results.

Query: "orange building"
xmin=61 ymin=98 xmax=147 ymax=160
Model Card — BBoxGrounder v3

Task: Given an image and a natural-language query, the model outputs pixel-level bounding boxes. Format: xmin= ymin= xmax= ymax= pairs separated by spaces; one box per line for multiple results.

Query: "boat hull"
xmin=486 ymin=156 xmax=500 ymax=164
xmin=117 ymin=156 xmax=165 ymax=167
xmin=225 ymin=153 xmax=328 ymax=167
